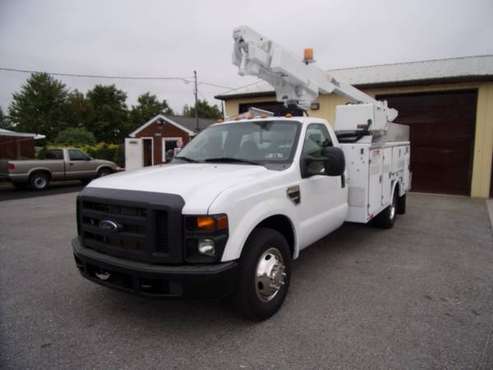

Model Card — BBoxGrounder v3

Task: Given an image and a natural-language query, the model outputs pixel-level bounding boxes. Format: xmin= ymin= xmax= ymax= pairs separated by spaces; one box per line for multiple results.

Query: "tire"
xmin=29 ymin=172 xmax=50 ymax=191
xmin=97 ymin=168 xmax=113 ymax=178
xmin=234 ymin=227 xmax=291 ymax=321
xmin=373 ymin=189 xmax=398 ymax=229
xmin=397 ymin=193 xmax=406 ymax=215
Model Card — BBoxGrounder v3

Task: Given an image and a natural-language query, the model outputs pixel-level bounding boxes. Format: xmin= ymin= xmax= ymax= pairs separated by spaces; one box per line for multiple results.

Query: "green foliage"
xmin=8 ymin=73 xmax=69 ymax=140
xmin=85 ymin=85 xmax=130 ymax=144
xmin=183 ymin=99 xmax=222 ymax=119
xmin=54 ymin=127 xmax=96 ymax=146
xmin=64 ymin=90 xmax=91 ymax=129
xmin=130 ymin=92 xmax=174 ymax=129
xmin=80 ymin=143 xmax=124 ymax=167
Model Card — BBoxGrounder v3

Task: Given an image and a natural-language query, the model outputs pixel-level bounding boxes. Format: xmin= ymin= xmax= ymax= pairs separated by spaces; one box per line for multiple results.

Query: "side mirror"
xmin=323 ymin=146 xmax=345 ymax=176
xmin=301 ymin=147 xmax=345 ymax=178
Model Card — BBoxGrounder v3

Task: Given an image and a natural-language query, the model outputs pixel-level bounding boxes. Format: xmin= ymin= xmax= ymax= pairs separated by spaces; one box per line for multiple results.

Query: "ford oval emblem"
xmin=98 ymin=219 xmax=121 ymax=232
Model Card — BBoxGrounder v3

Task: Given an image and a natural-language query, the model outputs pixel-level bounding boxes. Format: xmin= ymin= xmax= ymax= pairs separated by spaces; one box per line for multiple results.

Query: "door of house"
xmin=143 ymin=138 xmax=153 ymax=167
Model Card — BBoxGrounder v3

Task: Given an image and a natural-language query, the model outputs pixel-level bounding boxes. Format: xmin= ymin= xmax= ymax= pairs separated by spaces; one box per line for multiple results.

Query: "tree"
xmin=183 ymin=99 xmax=222 ymax=119
xmin=8 ymin=73 xmax=69 ymax=140
xmin=130 ymin=92 xmax=174 ymax=129
xmin=54 ymin=127 xmax=96 ymax=146
xmin=64 ymin=90 xmax=91 ymax=129
xmin=0 ymin=106 xmax=14 ymax=130
xmin=85 ymin=84 xmax=129 ymax=143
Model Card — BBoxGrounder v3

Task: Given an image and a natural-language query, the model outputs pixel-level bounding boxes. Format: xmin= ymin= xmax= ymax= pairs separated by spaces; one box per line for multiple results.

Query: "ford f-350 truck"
xmin=72 ymin=26 xmax=411 ymax=320
xmin=73 ymin=116 xmax=410 ymax=320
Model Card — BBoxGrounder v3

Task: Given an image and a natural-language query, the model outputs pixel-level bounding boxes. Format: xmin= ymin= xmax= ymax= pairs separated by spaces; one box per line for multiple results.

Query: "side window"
xmin=68 ymin=149 xmax=89 ymax=161
xmin=45 ymin=149 xmax=63 ymax=160
xmin=302 ymin=124 xmax=333 ymax=157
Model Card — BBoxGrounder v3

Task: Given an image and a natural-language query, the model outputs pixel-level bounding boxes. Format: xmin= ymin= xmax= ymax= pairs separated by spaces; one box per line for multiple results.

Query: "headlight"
xmin=184 ymin=214 xmax=228 ymax=263
xmin=198 ymin=239 xmax=216 ymax=256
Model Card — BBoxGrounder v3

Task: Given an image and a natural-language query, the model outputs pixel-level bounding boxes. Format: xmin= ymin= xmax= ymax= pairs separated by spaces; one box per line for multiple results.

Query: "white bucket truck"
xmin=72 ymin=26 xmax=410 ymax=320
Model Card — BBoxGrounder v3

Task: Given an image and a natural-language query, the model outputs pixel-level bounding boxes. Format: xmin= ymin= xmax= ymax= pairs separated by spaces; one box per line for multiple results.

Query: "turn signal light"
xmin=195 ymin=214 xmax=228 ymax=232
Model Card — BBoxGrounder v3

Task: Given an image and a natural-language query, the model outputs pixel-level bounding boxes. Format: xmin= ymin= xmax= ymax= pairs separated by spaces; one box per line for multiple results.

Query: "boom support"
xmin=232 ymin=26 xmax=398 ymax=129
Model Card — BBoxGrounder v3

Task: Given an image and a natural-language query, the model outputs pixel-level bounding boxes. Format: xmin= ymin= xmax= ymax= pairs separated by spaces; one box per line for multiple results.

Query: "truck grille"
xmin=77 ymin=188 xmax=184 ymax=264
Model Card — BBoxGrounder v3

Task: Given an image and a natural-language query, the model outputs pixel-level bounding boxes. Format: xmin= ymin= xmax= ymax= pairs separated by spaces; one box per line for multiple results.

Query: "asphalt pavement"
xmin=1 ymin=191 xmax=492 ymax=369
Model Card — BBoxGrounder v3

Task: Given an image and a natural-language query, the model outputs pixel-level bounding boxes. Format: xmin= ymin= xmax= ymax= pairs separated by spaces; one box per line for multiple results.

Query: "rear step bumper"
xmin=72 ymin=238 xmax=238 ymax=299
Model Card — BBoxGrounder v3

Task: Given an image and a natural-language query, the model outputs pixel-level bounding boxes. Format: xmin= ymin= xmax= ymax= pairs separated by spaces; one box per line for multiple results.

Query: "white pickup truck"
xmin=72 ymin=115 xmax=410 ymax=320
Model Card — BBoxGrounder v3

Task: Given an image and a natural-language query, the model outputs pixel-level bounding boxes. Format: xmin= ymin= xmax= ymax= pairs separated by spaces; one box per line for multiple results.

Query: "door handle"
xmin=69 ymin=163 xmax=74 ymax=166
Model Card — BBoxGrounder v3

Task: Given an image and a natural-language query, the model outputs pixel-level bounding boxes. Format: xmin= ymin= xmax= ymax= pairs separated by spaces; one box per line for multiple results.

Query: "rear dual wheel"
xmin=373 ymin=189 xmax=399 ymax=228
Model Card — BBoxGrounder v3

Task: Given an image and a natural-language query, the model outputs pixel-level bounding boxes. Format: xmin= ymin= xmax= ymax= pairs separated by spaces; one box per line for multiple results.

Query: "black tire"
xmin=97 ymin=167 xmax=113 ymax=178
xmin=373 ymin=189 xmax=398 ymax=229
xmin=397 ymin=193 xmax=406 ymax=215
xmin=29 ymin=172 xmax=50 ymax=191
xmin=234 ymin=227 xmax=291 ymax=321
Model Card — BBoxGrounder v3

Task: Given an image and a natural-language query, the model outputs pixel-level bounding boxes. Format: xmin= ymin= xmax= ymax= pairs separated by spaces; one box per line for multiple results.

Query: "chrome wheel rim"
xmin=390 ymin=202 xmax=396 ymax=220
xmin=255 ymin=247 xmax=286 ymax=302
xmin=34 ymin=176 xmax=46 ymax=189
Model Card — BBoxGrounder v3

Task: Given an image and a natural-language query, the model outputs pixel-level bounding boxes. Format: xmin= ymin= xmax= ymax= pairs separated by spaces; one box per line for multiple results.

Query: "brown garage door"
xmin=377 ymin=90 xmax=477 ymax=195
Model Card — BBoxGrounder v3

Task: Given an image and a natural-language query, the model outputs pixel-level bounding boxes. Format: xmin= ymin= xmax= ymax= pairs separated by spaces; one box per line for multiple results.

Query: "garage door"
xmin=377 ymin=90 xmax=477 ymax=195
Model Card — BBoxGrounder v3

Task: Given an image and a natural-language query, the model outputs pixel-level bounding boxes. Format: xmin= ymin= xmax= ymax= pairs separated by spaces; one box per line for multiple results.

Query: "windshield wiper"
xmin=174 ymin=156 xmax=200 ymax=163
xmin=203 ymin=157 xmax=262 ymax=165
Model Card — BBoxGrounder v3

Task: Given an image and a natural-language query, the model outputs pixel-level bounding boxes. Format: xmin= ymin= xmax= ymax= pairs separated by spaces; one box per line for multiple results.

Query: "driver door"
xmin=298 ymin=124 xmax=347 ymax=249
xmin=66 ymin=149 xmax=94 ymax=179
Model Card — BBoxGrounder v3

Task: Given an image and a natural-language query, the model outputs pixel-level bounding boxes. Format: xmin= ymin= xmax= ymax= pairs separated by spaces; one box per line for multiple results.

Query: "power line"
xmin=0 ymin=67 xmax=192 ymax=82
xmin=0 ymin=66 xmax=234 ymax=89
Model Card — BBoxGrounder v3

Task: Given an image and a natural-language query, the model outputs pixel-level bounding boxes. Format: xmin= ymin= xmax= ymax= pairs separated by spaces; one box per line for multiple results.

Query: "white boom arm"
xmin=232 ymin=26 xmax=398 ymax=124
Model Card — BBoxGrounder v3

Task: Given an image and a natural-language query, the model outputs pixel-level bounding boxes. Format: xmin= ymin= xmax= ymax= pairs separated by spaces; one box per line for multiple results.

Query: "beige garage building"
xmin=216 ymin=55 xmax=493 ymax=198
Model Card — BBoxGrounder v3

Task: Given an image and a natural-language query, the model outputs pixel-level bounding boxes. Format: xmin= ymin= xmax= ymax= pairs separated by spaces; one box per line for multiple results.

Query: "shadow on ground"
xmin=0 ymin=181 xmax=83 ymax=201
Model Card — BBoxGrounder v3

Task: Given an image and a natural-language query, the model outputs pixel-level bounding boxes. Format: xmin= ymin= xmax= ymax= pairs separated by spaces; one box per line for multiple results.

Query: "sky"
xmin=1 ymin=0 xmax=492 ymax=115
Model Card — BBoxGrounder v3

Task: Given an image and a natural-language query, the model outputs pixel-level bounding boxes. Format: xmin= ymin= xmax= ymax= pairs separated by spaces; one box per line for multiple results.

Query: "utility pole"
xmin=193 ymin=70 xmax=199 ymax=131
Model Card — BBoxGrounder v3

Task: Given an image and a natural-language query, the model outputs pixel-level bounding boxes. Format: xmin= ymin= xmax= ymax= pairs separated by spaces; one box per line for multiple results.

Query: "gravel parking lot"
xmin=1 ymin=191 xmax=492 ymax=369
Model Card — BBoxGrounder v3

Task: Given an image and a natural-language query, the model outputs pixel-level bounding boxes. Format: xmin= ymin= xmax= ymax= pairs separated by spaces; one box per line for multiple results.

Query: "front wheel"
xmin=235 ymin=228 xmax=291 ymax=321
xmin=97 ymin=168 xmax=113 ymax=178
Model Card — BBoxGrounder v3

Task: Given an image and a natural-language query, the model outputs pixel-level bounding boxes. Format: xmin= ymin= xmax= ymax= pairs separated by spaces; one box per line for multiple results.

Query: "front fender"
xmin=219 ymin=197 xmax=299 ymax=262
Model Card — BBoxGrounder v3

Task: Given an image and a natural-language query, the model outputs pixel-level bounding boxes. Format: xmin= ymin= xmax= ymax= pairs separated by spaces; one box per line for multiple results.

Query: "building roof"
xmin=168 ymin=115 xmax=216 ymax=132
xmin=0 ymin=128 xmax=46 ymax=140
xmin=216 ymin=55 xmax=493 ymax=100
xmin=129 ymin=114 xmax=216 ymax=137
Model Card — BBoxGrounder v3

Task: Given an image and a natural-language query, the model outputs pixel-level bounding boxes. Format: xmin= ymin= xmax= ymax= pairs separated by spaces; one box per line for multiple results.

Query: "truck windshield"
xmin=175 ymin=120 xmax=301 ymax=166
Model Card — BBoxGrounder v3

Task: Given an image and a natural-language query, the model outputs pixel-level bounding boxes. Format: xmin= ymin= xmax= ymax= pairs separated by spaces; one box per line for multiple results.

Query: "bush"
xmin=80 ymin=143 xmax=124 ymax=167
xmin=55 ymin=127 xmax=96 ymax=146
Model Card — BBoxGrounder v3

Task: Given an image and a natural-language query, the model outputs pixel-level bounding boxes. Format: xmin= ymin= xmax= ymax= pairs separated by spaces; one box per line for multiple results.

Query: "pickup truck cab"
xmin=73 ymin=117 xmax=410 ymax=320
xmin=0 ymin=148 xmax=117 ymax=190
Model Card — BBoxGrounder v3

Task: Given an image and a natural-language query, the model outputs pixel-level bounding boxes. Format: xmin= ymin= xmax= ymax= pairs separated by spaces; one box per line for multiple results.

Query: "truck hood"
xmin=88 ymin=163 xmax=274 ymax=213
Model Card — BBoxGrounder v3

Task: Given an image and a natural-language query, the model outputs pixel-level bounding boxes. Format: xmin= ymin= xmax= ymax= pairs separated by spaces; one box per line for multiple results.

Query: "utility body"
xmin=72 ymin=26 xmax=411 ymax=320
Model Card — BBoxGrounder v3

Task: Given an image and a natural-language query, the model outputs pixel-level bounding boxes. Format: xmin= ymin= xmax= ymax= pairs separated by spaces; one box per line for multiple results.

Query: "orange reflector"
xmin=216 ymin=215 xmax=228 ymax=230
xmin=197 ymin=216 xmax=215 ymax=231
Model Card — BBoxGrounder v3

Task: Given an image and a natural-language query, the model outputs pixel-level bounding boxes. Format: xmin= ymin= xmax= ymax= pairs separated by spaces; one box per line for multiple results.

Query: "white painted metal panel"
xmin=381 ymin=147 xmax=392 ymax=205
xmin=125 ymin=138 xmax=143 ymax=171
